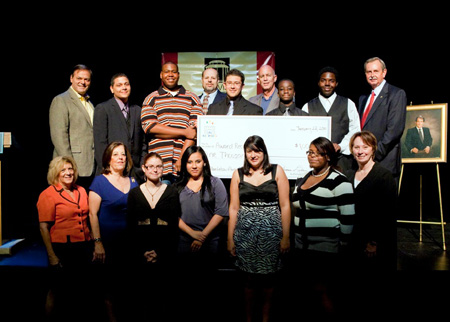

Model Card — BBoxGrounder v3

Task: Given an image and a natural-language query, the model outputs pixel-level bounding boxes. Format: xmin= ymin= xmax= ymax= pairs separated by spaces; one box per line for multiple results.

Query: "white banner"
xmin=162 ymin=51 xmax=275 ymax=99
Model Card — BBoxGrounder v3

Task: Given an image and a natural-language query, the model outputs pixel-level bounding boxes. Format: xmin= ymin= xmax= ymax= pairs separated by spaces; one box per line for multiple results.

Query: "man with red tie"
xmin=358 ymin=57 xmax=407 ymax=181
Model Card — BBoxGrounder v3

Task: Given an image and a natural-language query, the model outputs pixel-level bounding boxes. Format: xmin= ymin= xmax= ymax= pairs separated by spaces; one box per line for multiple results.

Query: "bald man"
xmin=249 ymin=65 xmax=279 ymax=115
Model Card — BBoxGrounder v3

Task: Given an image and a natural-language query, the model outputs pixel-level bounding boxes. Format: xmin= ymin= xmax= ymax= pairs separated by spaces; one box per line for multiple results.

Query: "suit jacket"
xmin=207 ymin=95 xmax=263 ymax=115
xmin=265 ymin=102 xmax=308 ymax=116
xmin=93 ymin=97 xmax=145 ymax=176
xmin=404 ymin=126 xmax=432 ymax=154
xmin=358 ymin=82 xmax=407 ymax=177
xmin=345 ymin=162 xmax=397 ymax=267
xmin=249 ymin=88 xmax=280 ymax=115
xmin=198 ymin=90 xmax=227 ymax=106
xmin=49 ymin=87 xmax=95 ymax=177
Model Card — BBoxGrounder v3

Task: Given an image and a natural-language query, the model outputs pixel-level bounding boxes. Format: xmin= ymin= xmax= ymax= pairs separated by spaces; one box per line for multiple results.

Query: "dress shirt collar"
xmin=226 ymin=94 xmax=243 ymax=107
xmin=372 ymin=79 xmax=386 ymax=97
xmin=201 ymin=89 xmax=218 ymax=106
xmin=70 ymin=86 xmax=90 ymax=101
xmin=318 ymin=92 xmax=337 ymax=111
xmin=114 ymin=97 xmax=129 ymax=110
xmin=278 ymin=102 xmax=296 ymax=114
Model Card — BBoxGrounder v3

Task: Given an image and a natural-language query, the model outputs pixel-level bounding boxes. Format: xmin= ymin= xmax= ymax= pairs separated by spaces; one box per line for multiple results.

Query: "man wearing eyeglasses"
xmin=207 ymin=69 xmax=262 ymax=116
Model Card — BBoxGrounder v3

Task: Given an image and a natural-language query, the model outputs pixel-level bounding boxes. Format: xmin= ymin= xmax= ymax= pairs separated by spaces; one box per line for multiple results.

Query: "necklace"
xmin=145 ymin=182 xmax=162 ymax=201
xmin=311 ymin=166 xmax=330 ymax=178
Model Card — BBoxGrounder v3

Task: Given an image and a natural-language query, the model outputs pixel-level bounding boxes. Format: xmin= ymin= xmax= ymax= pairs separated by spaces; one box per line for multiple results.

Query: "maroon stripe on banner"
xmin=161 ymin=52 xmax=178 ymax=66
xmin=256 ymin=51 xmax=276 ymax=94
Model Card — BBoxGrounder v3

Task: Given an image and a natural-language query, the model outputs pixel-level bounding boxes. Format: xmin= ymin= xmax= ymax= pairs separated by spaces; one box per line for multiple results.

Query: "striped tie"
xmin=202 ymin=94 xmax=209 ymax=114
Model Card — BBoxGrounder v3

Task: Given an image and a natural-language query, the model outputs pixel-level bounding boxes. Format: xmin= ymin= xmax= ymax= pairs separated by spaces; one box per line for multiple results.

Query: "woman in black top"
xmin=346 ymin=131 xmax=397 ymax=270
xmin=127 ymin=152 xmax=181 ymax=321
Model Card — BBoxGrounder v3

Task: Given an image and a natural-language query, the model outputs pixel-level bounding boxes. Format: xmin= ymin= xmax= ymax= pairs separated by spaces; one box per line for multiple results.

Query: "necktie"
xmin=419 ymin=128 xmax=424 ymax=142
xmin=122 ymin=105 xmax=129 ymax=119
xmin=227 ymin=101 xmax=234 ymax=115
xmin=202 ymin=94 xmax=209 ymax=114
xmin=360 ymin=91 xmax=375 ymax=128
xmin=80 ymin=96 xmax=93 ymax=123
xmin=284 ymin=107 xmax=290 ymax=116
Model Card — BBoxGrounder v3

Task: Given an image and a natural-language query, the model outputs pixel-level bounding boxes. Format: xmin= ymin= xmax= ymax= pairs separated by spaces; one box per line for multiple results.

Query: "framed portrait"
xmin=401 ymin=103 xmax=447 ymax=163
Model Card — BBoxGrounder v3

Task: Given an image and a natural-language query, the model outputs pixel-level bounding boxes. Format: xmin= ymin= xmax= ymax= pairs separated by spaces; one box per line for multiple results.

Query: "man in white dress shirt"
xmin=302 ymin=66 xmax=361 ymax=171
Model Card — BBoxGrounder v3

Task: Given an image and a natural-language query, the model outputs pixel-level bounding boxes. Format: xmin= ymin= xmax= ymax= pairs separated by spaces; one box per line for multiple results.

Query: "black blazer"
xmin=265 ymin=103 xmax=309 ymax=116
xmin=345 ymin=162 xmax=397 ymax=268
xmin=93 ymin=97 xmax=145 ymax=175
xmin=199 ymin=90 xmax=227 ymax=106
xmin=207 ymin=95 xmax=263 ymax=115
xmin=358 ymin=82 xmax=407 ymax=177
xmin=404 ymin=126 xmax=432 ymax=152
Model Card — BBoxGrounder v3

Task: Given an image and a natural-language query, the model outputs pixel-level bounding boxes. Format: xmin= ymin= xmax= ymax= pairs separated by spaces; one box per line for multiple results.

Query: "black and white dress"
xmin=233 ymin=165 xmax=283 ymax=274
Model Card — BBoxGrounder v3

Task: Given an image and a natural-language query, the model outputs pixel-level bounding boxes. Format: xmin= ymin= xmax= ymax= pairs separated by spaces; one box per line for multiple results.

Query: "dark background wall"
xmin=1 ymin=9 xmax=448 ymax=241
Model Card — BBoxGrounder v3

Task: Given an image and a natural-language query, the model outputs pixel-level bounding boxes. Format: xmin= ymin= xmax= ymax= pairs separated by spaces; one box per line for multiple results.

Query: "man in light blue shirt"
xmin=249 ymin=65 xmax=279 ymax=115
xmin=198 ymin=68 xmax=226 ymax=114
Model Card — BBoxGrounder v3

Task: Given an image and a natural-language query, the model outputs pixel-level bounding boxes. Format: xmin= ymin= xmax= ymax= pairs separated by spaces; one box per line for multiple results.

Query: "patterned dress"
xmin=234 ymin=165 xmax=283 ymax=274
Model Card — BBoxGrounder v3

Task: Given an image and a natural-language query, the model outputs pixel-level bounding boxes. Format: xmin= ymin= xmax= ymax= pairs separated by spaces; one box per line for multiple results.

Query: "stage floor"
xmin=397 ymin=223 xmax=449 ymax=270
xmin=1 ymin=225 xmax=449 ymax=321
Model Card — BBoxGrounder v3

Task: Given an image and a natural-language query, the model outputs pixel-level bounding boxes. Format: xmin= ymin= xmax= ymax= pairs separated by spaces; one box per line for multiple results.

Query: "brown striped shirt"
xmin=141 ymin=86 xmax=203 ymax=176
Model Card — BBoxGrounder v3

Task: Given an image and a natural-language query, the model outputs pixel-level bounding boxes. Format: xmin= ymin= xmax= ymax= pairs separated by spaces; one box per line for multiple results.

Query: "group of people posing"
xmin=38 ymin=56 xmax=406 ymax=321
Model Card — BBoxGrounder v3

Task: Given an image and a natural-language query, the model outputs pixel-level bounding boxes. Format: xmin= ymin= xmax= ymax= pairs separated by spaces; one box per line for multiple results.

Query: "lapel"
xmin=219 ymin=100 xmax=230 ymax=115
xmin=68 ymin=87 xmax=93 ymax=127
xmin=128 ymin=105 xmax=137 ymax=138
xmin=230 ymin=95 xmax=248 ymax=115
xmin=265 ymin=88 xmax=279 ymax=114
xmin=364 ymin=82 xmax=389 ymax=125
xmin=111 ymin=98 xmax=131 ymax=138
xmin=233 ymin=104 xmax=244 ymax=115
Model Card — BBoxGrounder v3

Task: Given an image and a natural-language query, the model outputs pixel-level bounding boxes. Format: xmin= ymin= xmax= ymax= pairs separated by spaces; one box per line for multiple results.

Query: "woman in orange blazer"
xmin=37 ymin=156 xmax=93 ymax=320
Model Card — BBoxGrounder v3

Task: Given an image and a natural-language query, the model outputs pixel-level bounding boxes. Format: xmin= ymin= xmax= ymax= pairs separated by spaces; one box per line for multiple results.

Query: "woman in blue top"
xmin=89 ymin=141 xmax=138 ymax=320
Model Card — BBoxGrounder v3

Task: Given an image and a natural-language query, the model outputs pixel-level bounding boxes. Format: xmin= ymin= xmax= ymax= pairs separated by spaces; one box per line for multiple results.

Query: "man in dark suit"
xmin=404 ymin=115 xmax=433 ymax=156
xmin=266 ymin=79 xmax=308 ymax=116
xmin=93 ymin=73 xmax=145 ymax=182
xmin=358 ymin=57 xmax=407 ymax=179
xmin=198 ymin=68 xmax=227 ymax=114
xmin=207 ymin=69 xmax=262 ymax=115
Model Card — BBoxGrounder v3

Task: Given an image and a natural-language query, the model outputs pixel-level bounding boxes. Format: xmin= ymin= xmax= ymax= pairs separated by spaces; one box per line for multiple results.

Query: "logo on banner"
xmin=204 ymin=58 xmax=230 ymax=93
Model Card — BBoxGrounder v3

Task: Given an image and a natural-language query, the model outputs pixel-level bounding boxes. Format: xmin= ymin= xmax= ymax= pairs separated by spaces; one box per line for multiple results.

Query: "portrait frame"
xmin=401 ymin=103 xmax=447 ymax=163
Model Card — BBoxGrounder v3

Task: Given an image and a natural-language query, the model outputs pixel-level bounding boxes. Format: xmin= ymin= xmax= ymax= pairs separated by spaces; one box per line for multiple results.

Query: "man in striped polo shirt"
xmin=141 ymin=62 xmax=203 ymax=183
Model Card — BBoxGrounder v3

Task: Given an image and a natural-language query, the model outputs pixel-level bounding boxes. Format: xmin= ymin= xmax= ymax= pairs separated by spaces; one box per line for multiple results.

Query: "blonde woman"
xmin=37 ymin=156 xmax=92 ymax=320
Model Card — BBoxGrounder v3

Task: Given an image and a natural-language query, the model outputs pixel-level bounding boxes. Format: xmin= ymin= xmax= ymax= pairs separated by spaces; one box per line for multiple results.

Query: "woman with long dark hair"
xmin=228 ymin=135 xmax=291 ymax=322
xmin=176 ymin=145 xmax=229 ymax=268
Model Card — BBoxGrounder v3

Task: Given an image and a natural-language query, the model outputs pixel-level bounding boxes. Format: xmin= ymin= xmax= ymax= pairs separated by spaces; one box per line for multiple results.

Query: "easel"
xmin=0 ymin=132 xmax=25 ymax=255
xmin=397 ymin=162 xmax=446 ymax=251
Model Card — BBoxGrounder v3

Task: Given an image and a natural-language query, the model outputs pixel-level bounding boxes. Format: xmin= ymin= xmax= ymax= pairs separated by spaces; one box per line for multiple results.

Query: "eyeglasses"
xmin=225 ymin=81 xmax=242 ymax=86
xmin=306 ymin=150 xmax=325 ymax=158
xmin=144 ymin=165 xmax=163 ymax=171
